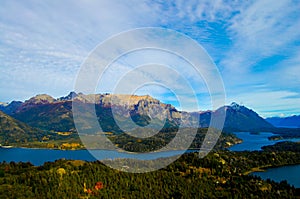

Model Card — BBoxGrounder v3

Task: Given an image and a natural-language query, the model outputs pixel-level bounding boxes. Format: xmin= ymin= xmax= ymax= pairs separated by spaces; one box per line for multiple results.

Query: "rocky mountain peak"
xmin=0 ymin=92 xmax=278 ymax=132
xmin=230 ymin=102 xmax=240 ymax=109
xmin=72 ymin=93 xmax=164 ymax=107
xmin=58 ymin=92 xmax=78 ymax=101
xmin=25 ymin=94 xmax=56 ymax=105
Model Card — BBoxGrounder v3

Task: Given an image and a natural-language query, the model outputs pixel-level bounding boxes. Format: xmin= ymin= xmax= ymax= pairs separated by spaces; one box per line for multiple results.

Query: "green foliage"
xmin=0 ymin=111 xmax=49 ymax=145
xmin=0 ymin=110 xmax=82 ymax=148
xmin=268 ymin=128 xmax=300 ymax=139
xmin=106 ymin=128 xmax=240 ymax=152
xmin=262 ymin=141 xmax=300 ymax=152
xmin=0 ymin=151 xmax=299 ymax=198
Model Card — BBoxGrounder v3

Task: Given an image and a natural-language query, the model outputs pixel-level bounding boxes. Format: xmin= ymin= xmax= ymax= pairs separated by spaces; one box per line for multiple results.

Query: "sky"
xmin=0 ymin=0 xmax=299 ymax=117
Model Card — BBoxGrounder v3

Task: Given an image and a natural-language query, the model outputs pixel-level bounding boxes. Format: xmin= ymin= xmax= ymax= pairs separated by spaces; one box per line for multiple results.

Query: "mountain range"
xmin=0 ymin=92 xmax=275 ymax=136
xmin=266 ymin=115 xmax=300 ymax=128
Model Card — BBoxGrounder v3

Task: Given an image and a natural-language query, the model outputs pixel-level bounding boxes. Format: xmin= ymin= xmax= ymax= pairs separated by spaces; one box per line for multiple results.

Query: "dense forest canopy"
xmin=0 ymin=150 xmax=299 ymax=198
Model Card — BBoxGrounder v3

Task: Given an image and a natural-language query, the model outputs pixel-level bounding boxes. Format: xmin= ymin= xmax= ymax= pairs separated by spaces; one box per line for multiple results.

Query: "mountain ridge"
xmin=266 ymin=115 xmax=300 ymax=128
xmin=0 ymin=110 xmax=46 ymax=145
xmin=0 ymin=92 xmax=275 ymax=133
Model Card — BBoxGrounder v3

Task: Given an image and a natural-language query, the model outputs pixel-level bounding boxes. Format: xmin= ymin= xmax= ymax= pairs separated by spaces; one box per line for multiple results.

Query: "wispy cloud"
xmin=0 ymin=0 xmax=161 ymax=101
xmin=222 ymin=0 xmax=300 ymax=72
xmin=226 ymin=89 xmax=300 ymax=118
xmin=0 ymin=0 xmax=299 ymax=116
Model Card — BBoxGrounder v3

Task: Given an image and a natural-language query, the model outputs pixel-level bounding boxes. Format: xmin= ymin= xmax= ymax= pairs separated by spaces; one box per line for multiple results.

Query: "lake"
xmin=252 ymin=164 xmax=300 ymax=188
xmin=229 ymin=132 xmax=300 ymax=188
xmin=1 ymin=132 xmax=298 ymax=165
xmin=0 ymin=147 xmax=192 ymax=166
xmin=229 ymin=132 xmax=300 ymax=151
xmin=1 ymin=132 xmax=299 ymax=188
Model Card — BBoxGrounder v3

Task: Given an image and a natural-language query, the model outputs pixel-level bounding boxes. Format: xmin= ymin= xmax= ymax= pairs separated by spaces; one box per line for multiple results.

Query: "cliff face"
xmin=72 ymin=93 xmax=182 ymax=122
xmin=74 ymin=93 xmax=184 ymax=131
xmin=1 ymin=93 xmax=183 ymax=132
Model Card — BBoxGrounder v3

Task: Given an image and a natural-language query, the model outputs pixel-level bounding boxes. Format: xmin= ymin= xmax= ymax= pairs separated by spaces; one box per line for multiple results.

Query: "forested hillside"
xmin=0 ymin=151 xmax=299 ymax=198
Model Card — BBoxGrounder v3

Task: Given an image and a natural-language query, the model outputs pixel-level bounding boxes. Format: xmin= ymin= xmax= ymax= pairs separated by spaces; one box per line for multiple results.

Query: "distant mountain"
xmin=25 ymin=94 xmax=56 ymax=104
xmin=199 ymin=102 xmax=274 ymax=132
xmin=12 ymin=94 xmax=75 ymax=132
xmin=3 ymin=92 xmax=275 ymax=133
xmin=10 ymin=93 xmax=180 ymax=132
xmin=58 ymin=91 xmax=78 ymax=101
xmin=222 ymin=103 xmax=274 ymax=131
xmin=0 ymin=100 xmax=22 ymax=115
xmin=0 ymin=110 xmax=47 ymax=145
xmin=266 ymin=115 xmax=300 ymax=128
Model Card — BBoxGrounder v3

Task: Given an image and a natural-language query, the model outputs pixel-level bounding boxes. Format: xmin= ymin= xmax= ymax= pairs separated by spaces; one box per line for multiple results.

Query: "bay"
xmin=228 ymin=132 xmax=300 ymax=188
xmin=252 ymin=164 xmax=300 ymax=188
xmin=229 ymin=132 xmax=300 ymax=151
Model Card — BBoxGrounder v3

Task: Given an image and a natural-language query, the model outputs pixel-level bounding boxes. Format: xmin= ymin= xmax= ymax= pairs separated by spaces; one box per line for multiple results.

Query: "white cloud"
xmin=271 ymin=51 xmax=300 ymax=92
xmin=0 ymin=0 xmax=299 ymax=116
xmin=222 ymin=0 xmax=300 ymax=72
xmin=226 ymin=89 xmax=300 ymax=117
xmin=0 ymin=0 xmax=162 ymax=102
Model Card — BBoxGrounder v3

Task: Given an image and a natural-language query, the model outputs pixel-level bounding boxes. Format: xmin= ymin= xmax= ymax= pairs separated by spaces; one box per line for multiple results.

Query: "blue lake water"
xmin=252 ymin=164 xmax=300 ymax=188
xmin=229 ymin=132 xmax=300 ymax=187
xmin=0 ymin=147 xmax=192 ymax=166
xmin=1 ymin=132 xmax=298 ymax=165
xmin=229 ymin=132 xmax=300 ymax=151
xmin=1 ymin=132 xmax=299 ymax=188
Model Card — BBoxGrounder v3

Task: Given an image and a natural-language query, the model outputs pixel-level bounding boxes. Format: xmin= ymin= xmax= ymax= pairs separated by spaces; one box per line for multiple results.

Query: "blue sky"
xmin=0 ymin=0 xmax=299 ymax=117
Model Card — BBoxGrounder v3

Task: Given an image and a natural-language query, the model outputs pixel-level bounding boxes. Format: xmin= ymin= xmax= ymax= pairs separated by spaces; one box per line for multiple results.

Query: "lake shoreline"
xmin=244 ymin=162 xmax=300 ymax=175
xmin=229 ymin=132 xmax=300 ymax=151
xmin=251 ymin=163 xmax=300 ymax=188
xmin=259 ymin=162 xmax=300 ymax=171
xmin=2 ymin=144 xmax=205 ymax=153
xmin=0 ymin=147 xmax=200 ymax=155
